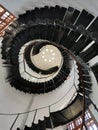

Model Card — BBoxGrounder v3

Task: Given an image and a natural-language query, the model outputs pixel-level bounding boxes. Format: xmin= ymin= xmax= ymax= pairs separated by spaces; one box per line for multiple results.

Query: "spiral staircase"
xmin=0 ymin=1 xmax=98 ymax=130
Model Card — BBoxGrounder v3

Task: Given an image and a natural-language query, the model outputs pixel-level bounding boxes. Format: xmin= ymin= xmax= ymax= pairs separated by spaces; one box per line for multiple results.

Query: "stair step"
xmin=71 ymin=36 xmax=92 ymax=54
xmin=75 ymin=9 xmax=94 ymax=28
xmin=70 ymin=9 xmax=80 ymax=24
xmin=91 ymin=63 xmax=98 ymax=82
xmin=39 ymin=120 xmax=46 ymax=130
xmin=79 ymin=43 xmax=98 ymax=62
